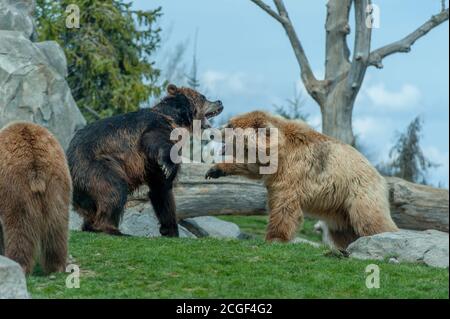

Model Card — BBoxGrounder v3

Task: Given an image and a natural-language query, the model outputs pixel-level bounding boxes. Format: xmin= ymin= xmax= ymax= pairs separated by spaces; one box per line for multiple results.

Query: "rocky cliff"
xmin=0 ymin=0 xmax=85 ymax=149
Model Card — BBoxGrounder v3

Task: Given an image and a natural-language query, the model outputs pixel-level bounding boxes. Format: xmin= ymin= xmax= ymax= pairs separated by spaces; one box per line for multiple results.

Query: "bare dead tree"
xmin=250 ymin=0 xmax=449 ymax=145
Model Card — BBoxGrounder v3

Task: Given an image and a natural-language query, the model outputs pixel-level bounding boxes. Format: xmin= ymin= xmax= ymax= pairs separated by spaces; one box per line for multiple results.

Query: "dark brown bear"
xmin=67 ymin=84 xmax=223 ymax=236
xmin=0 ymin=122 xmax=71 ymax=274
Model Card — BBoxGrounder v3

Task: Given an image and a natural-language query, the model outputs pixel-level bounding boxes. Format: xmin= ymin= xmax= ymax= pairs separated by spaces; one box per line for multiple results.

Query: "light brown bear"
xmin=0 ymin=122 xmax=71 ymax=274
xmin=206 ymin=111 xmax=398 ymax=250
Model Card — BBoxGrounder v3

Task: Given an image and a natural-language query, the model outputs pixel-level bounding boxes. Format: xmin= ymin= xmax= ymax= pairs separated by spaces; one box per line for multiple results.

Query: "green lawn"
xmin=219 ymin=215 xmax=322 ymax=242
xmin=27 ymin=216 xmax=448 ymax=299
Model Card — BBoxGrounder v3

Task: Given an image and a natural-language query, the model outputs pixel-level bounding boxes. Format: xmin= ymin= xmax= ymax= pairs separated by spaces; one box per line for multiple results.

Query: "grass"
xmin=218 ymin=215 xmax=322 ymax=242
xmin=26 ymin=216 xmax=449 ymax=299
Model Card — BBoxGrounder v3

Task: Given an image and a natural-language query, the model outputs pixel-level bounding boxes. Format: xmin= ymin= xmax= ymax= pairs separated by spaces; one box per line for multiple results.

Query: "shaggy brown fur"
xmin=206 ymin=111 xmax=398 ymax=250
xmin=0 ymin=218 xmax=4 ymax=256
xmin=0 ymin=122 xmax=71 ymax=274
xmin=67 ymin=85 xmax=223 ymax=236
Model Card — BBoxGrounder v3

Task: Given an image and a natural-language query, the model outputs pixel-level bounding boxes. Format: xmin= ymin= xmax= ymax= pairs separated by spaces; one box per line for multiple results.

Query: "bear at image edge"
xmin=0 ymin=122 xmax=71 ymax=274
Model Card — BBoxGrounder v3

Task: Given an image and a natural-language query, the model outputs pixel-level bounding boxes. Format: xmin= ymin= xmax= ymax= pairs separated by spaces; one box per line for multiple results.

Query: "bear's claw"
xmin=160 ymin=163 xmax=176 ymax=179
xmin=205 ymin=167 xmax=226 ymax=179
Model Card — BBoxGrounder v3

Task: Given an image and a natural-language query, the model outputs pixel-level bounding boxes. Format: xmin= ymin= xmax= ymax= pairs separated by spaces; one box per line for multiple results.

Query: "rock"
xmin=180 ymin=216 xmax=243 ymax=239
xmin=69 ymin=208 xmax=83 ymax=231
xmin=290 ymin=237 xmax=322 ymax=248
xmin=0 ymin=0 xmax=86 ymax=150
xmin=69 ymin=204 xmax=196 ymax=238
xmin=388 ymin=257 xmax=399 ymax=264
xmin=0 ymin=0 xmax=37 ymax=40
xmin=121 ymin=203 xmax=195 ymax=238
xmin=347 ymin=229 xmax=449 ymax=268
xmin=0 ymin=256 xmax=29 ymax=299
xmin=0 ymin=31 xmax=86 ymax=150
xmin=34 ymin=41 xmax=68 ymax=77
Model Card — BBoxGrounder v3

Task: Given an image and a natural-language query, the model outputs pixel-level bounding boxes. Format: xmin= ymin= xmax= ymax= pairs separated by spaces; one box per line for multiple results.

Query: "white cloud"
xmin=353 ymin=117 xmax=379 ymax=139
xmin=201 ymin=70 xmax=261 ymax=96
xmin=365 ymin=83 xmax=421 ymax=110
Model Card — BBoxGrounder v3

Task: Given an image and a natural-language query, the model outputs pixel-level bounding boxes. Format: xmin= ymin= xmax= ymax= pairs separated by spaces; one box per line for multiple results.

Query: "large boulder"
xmin=0 ymin=0 xmax=37 ymax=40
xmin=0 ymin=0 xmax=86 ymax=150
xmin=69 ymin=204 xmax=197 ymax=238
xmin=348 ymin=229 xmax=449 ymax=268
xmin=0 ymin=256 xmax=29 ymax=299
xmin=180 ymin=216 xmax=244 ymax=239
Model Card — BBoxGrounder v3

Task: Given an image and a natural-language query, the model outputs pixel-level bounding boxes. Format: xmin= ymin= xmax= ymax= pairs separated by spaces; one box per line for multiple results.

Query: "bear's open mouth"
xmin=204 ymin=100 xmax=224 ymax=119
xmin=206 ymin=107 xmax=223 ymax=118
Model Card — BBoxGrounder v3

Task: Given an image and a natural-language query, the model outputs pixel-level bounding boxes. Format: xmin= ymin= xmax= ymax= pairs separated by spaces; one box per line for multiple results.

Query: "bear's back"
xmin=0 ymin=122 xmax=70 ymax=195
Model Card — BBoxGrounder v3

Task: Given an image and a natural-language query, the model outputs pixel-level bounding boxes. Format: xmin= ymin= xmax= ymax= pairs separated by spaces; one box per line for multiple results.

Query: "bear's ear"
xmin=167 ymin=84 xmax=179 ymax=96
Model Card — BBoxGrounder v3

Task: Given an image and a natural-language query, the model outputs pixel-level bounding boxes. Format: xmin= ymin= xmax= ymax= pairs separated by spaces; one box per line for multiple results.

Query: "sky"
xmin=134 ymin=0 xmax=449 ymax=187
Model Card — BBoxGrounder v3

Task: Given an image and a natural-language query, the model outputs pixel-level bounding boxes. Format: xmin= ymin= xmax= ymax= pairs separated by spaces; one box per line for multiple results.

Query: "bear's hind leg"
xmin=347 ymin=198 xmax=398 ymax=238
xmin=92 ymin=190 xmax=128 ymax=236
xmin=72 ymin=187 xmax=97 ymax=232
xmin=3 ymin=207 xmax=38 ymax=274
xmin=89 ymin=176 xmax=128 ymax=236
xmin=328 ymin=227 xmax=358 ymax=251
xmin=40 ymin=223 xmax=68 ymax=274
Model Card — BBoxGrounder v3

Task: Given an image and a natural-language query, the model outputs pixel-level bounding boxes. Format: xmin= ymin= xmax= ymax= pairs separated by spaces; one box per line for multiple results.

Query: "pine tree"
xmin=378 ymin=116 xmax=439 ymax=184
xmin=35 ymin=0 xmax=163 ymax=122
xmin=274 ymin=85 xmax=309 ymax=121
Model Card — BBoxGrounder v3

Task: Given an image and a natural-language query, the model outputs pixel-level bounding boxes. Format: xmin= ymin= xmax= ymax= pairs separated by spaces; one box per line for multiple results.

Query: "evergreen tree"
xmin=35 ymin=0 xmax=163 ymax=121
xmin=274 ymin=85 xmax=309 ymax=121
xmin=378 ymin=116 xmax=439 ymax=184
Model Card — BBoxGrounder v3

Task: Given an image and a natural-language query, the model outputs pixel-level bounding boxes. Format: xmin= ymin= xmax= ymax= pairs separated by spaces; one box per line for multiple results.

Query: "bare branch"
xmin=249 ymin=0 xmax=285 ymax=24
xmin=369 ymin=8 xmax=449 ymax=69
xmin=347 ymin=0 xmax=372 ymax=97
xmin=250 ymin=0 xmax=325 ymax=103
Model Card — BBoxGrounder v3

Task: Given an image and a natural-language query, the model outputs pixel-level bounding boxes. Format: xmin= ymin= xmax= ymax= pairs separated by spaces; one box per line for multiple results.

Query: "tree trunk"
xmin=321 ymin=83 xmax=355 ymax=145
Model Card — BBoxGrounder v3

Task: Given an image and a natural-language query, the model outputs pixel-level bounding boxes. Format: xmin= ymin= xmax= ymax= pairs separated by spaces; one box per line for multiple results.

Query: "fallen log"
xmin=128 ymin=163 xmax=449 ymax=232
xmin=386 ymin=177 xmax=449 ymax=232
xmin=128 ymin=164 xmax=267 ymax=219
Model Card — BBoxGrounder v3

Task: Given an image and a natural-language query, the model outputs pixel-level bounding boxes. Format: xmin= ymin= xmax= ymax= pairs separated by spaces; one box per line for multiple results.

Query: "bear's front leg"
xmin=205 ymin=164 xmax=228 ymax=179
xmin=266 ymin=191 xmax=303 ymax=242
xmin=205 ymin=163 xmax=255 ymax=179
xmin=148 ymin=184 xmax=179 ymax=237
xmin=157 ymin=147 xmax=178 ymax=181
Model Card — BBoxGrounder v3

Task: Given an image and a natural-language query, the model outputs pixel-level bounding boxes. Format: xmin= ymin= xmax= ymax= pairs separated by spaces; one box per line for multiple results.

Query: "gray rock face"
xmin=0 ymin=1 xmax=86 ymax=150
xmin=69 ymin=204 xmax=196 ymax=238
xmin=122 ymin=203 xmax=195 ymax=238
xmin=34 ymin=41 xmax=68 ymax=77
xmin=180 ymin=216 xmax=243 ymax=239
xmin=0 ymin=256 xmax=29 ymax=299
xmin=0 ymin=0 xmax=37 ymax=40
xmin=348 ymin=229 xmax=449 ymax=268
